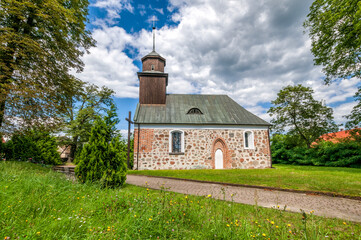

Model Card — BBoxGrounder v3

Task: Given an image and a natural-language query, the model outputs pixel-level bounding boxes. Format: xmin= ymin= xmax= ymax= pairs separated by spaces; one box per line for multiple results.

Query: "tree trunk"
xmin=69 ymin=135 xmax=79 ymax=162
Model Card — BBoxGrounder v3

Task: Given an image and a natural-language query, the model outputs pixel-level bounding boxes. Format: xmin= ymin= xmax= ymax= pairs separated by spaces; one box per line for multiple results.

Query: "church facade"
xmin=133 ymin=45 xmax=272 ymax=170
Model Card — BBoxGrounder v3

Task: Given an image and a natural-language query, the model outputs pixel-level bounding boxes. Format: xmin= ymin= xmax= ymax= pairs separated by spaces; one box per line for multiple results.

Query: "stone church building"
xmin=133 ymin=40 xmax=272 ymax=170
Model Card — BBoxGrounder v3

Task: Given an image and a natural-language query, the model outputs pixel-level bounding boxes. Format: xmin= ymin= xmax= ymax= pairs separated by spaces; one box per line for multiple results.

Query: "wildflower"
xmin=231 ymin=194 xmax=234 ymax=197
xmin=277 ymin=205 xmax=280 ymax=208
xmin=262 ymin=233 xmax=266 ymax=237
xmin=227 ymin=224 xmax=230 ymax=227
xmin=185 ymin=195 xmax=188 ymax=199
xmin=134 ymin=215 xmax=136 ymax=217
xmin=36 ymin=232 xmax=40 ymax=235
xmin=343 ymin=222 xmax=347 ymax=225
xmin=310 ymin=210 xmax=314 ymax=214
xmin=289 ymin=230 xmax=292 ymax=234
xmin=270 ymin=221 xmax=274 ymax=225
xmin=276 ymin=225 xmax=279 ymax=228
xmin=19 ymin=201 xmax=21 ymax=203
xmin=207 ymin=194 xmax=212 ymax=198
xmin=149 ymin=218 xmax=152 ymax=221
xmin=287 ymin=224 xmax=291 ymax=227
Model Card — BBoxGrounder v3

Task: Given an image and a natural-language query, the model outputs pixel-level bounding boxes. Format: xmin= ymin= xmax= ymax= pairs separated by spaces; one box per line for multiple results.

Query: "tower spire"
xmin=152 ymin=26 xmax=155 ymax=52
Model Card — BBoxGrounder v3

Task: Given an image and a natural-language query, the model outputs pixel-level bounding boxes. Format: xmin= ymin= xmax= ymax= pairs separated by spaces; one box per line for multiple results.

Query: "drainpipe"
xmin=137 ymin=123 xmax=140 ymax=170
xmin=267 ymin=127 xmax=273 ymax=168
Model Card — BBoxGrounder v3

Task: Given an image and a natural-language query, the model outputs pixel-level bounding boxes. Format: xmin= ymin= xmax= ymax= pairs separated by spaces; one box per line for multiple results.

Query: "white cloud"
xmin=92 ymin=0 xmax=134 ymax=24
xmin=75 ymin=27 xmax=139 ymax=98
xmin=78 ymin=0 xmax=359 ymax=126
xmin=333 ymin=102 xmax=357 ymax=125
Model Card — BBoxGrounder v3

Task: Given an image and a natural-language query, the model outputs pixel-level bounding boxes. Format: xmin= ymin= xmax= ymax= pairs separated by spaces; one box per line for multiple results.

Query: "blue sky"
xmin=76 ymin=0 xmax=360 ymax=133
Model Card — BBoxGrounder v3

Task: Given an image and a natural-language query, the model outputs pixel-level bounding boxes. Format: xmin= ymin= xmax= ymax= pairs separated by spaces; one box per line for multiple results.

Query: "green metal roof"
xmin=134 ymin=94 xmax=271 ymax=126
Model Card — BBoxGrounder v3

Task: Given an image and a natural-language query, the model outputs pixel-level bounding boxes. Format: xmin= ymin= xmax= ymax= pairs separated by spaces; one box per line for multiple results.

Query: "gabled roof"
xmin=314 ymin=128 xmax=361 ymax=144
xmin=134 ymin=94 xmax=271 ymax=126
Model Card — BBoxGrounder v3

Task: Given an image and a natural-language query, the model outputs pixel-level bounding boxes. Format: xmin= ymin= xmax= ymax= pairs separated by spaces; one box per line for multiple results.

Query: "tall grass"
xmin=1 ymin=162 xmax=360 ymax=239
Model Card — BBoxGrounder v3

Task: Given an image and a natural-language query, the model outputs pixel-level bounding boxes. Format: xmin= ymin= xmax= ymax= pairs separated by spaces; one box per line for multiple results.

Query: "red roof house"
xmin=314 ymin=128 xmax=360 ymax=144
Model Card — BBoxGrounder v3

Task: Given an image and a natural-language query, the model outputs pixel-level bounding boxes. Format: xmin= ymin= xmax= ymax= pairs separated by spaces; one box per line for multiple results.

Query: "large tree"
xmin=304 ymin=0 xmax=361 ymax=84
xmin=0 ymin=0 xmax=95 ymax=132
xmin=64 ymin=83 xmax=114 ymax=161
xmin=268 ymin=85 xmax=338 ymax=148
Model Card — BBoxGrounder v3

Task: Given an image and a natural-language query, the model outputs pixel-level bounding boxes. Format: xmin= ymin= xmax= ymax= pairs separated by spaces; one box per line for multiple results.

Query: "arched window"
xmin=244 ymin=131 xmax=254 ymax=149
xmin=169 ymin=130 xmax=185 ymax=153
xmin=187 ymin=108 xmax=203 ymax=114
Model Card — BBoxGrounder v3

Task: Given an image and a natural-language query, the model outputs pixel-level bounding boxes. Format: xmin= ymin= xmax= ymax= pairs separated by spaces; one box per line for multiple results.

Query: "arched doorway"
xmin=215 ymin=149 xmax=223 ymax=169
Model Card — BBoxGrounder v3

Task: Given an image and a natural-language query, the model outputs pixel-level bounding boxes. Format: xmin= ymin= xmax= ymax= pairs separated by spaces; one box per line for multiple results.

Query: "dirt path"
xmin=126 ymin=175 xmax=361 ymax=223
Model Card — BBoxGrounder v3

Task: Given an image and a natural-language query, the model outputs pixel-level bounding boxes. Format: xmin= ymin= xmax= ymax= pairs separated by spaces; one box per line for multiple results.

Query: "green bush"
xmin=75 ymin=104 xmax=127 ymax=188
xmin=271 ymin=134 xmax=361 ymax=168
xmin=4 ymin=131 xmax=61 ymax=165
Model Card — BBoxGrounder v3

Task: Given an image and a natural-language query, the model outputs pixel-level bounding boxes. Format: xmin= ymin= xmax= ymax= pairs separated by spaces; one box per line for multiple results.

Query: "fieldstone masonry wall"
xmin=133 ymin=127 xmax=271 ymax=170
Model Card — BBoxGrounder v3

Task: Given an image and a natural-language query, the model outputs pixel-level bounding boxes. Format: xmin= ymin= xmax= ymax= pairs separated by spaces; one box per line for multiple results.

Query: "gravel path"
xmin=126 ymin=175 xmax=361 ymax=223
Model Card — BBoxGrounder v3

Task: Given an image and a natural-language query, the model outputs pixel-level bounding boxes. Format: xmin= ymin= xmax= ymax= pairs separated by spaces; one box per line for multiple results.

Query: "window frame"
xmin=169 ymin=130 xmax=185 ymax=154
xmin=244 ymin=131 xmax=255 ymax=149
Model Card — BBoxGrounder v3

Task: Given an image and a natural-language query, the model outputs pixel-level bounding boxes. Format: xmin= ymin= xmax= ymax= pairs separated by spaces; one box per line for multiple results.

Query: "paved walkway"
xmin=126 ymin=175 xmax=361 ymax=223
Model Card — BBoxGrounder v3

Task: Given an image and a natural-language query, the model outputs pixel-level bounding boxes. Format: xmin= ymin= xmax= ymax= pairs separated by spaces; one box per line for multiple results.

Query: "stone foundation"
xmin=133 ymin=127 xmax=271 ymax=170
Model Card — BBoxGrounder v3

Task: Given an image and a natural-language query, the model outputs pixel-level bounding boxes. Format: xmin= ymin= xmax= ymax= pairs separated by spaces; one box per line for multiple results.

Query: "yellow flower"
xmin=207 ymin=194 xmax=212 ymax=198
xmin=262 ymin=233 xmax=266 ymax=237
xmin=270 ymin=221 xmax=274 ymax=225
xmin=310 ymin=210 xmax=314 ymax=214
xmin=289 ymin=230 xmax=292 ymax=234
xmin=185 ymin=195 xmax=188 ymax=199
xmin=343 ymin=222 xmax=347 ymax=225
xmin=287 ymin=224 xmax=291 ymax=227
xmin=36 ymin=232 xmax=40 ymax=235
xmin=276 ymin=225 xmax=279 ymax=228
xmin=149 ymin=218 xmax=152 ymax=221
xmin=134 ymin=215 xmax=136 ymax=217
xmin=226 ymin=224 xmax=230 ymax=227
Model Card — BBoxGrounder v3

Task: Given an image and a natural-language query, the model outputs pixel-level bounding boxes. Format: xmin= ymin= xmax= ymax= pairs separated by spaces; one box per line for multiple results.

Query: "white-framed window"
xmin=169 ymin=130 xmax=185 ymax=153
xmin=244 ymin=131 xmax=254 ymax=149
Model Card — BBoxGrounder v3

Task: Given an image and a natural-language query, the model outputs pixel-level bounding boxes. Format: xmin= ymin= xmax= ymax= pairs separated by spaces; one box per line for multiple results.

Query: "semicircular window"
xmin=187 ymin=108 xmax=203 ymax=115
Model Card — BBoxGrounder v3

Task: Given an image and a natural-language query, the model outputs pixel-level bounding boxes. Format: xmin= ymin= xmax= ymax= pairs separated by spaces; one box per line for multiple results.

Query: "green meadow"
xmin=130 ymin=164 xmax=361 ymax=197
xmin=1 ymin=161 xmax=360 ymax=239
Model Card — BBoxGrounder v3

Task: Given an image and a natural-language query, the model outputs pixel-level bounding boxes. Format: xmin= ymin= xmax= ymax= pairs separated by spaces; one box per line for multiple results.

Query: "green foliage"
xmin=0 ymin=138 xmax=14 ymax=160
xmin=75 ymin=104 xmax=127 ymax=188
xmin=346 ymin=86 xmax=361 ymax=131
xmin=65 ymin=83 xmax=115 ymax=160
xmin=5 ymin=130 xmax=61 ymax=165
xmin=304 ymin=0 xmax=361 ymax=83
xmin=0 ymin=0 xmax=95 ymax=132
xmin=2 ymin=162 xmax=360 ymax=239
xmin=268 ymin=84 xmax=338 ymax=147
xmin=271 ymin=134 xmax=361 ymax=168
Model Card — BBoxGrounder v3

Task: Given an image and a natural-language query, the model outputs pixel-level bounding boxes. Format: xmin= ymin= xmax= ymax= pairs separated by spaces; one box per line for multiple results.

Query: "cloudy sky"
xmin=77 ymin=0 xmax=360 ymax=131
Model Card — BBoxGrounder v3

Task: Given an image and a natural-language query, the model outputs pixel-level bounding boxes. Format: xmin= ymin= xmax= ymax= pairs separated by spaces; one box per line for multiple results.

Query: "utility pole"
xmin=125 ymin=111 xmax=133 ymax=169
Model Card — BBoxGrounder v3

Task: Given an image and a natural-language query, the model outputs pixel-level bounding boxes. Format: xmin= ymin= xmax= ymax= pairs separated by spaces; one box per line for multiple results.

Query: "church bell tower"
xmin=137 ymin=27 xmax=168 ymax=104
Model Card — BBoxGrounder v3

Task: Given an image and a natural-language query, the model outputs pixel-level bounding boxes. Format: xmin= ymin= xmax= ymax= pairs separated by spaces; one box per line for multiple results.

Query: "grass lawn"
xmin=129 ymin=164 xmax=361 ymax=197
xmin=1 ymin=162 xmax=360 ymax=239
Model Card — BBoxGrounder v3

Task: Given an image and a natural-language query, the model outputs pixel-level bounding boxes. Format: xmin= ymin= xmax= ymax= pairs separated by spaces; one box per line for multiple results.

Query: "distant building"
xmin=314 ymin=128 xmax=360 ymax=144
xmin=133 ymin=31 xmax=272 ymax=170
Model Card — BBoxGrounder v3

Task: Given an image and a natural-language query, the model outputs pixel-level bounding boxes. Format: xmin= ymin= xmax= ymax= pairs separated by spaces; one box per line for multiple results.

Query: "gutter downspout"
xmin=137 ymin=123 xmax=140 ymax=170
xmin=267 ymin=127 xmax=273 ymax=168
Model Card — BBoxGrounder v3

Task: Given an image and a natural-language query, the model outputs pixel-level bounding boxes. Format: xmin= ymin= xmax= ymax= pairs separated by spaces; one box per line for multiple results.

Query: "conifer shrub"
xmin=75 ymin=104 xmax=127 ymax=188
